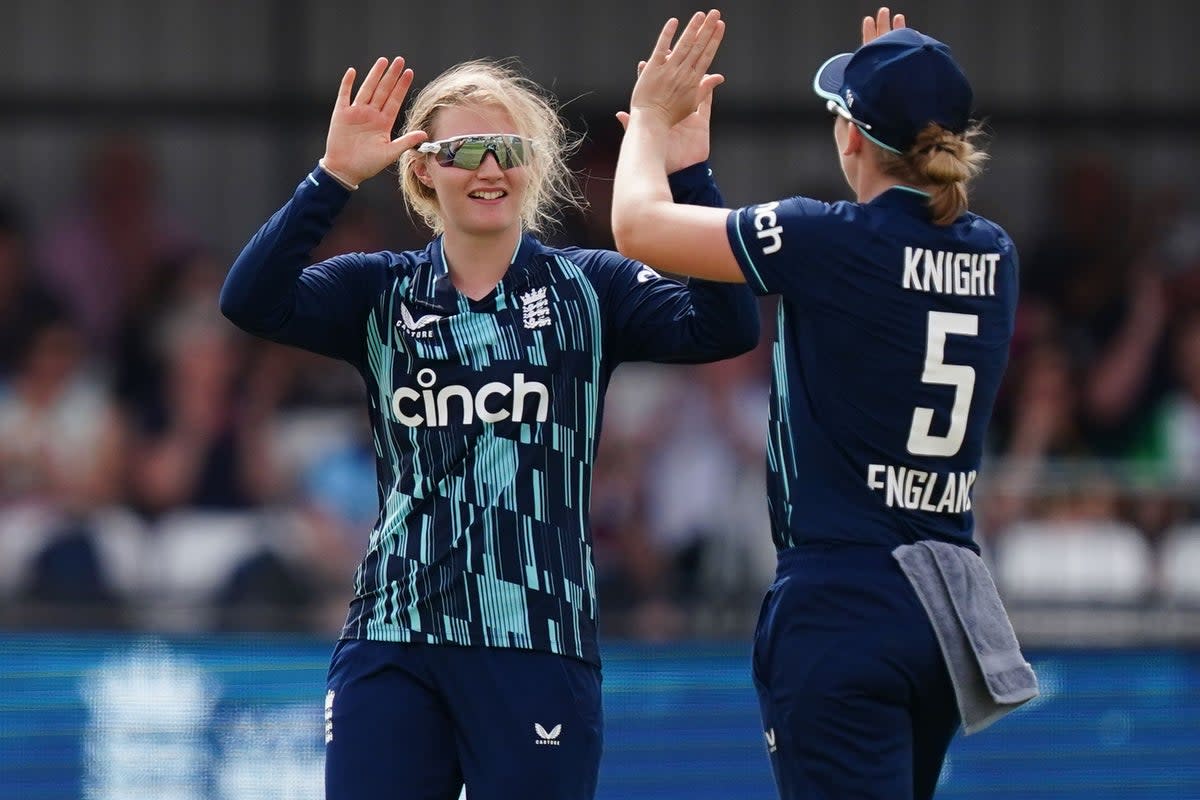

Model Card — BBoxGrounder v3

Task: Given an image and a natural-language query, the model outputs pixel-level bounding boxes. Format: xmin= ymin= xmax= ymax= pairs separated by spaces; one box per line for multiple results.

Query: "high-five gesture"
xmin=616 ymin=60 xmax=721 ymax=172
xmin=320 ymin=56 xmax=428 ymax=187
xmin=628 ymin=10 xmax=725 ymax=130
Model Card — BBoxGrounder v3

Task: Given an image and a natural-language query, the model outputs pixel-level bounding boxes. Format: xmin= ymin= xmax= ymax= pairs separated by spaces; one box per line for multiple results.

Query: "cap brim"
xmin=813 ymin=52 xmax=852 ymax=107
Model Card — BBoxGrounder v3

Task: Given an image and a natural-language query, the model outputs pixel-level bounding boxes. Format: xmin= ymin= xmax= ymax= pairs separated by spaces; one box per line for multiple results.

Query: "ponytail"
xmin=878 ymin=122 xmax=989 ymax=225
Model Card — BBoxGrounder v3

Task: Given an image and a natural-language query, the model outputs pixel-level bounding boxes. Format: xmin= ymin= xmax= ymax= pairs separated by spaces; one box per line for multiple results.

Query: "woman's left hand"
xmin=627 ymin=10 xmax=726 ymax=130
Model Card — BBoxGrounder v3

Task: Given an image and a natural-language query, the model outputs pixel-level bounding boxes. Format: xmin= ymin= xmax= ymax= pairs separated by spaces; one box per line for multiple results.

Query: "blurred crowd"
xmin=1 ymin=134 xmax=1198 ymax=636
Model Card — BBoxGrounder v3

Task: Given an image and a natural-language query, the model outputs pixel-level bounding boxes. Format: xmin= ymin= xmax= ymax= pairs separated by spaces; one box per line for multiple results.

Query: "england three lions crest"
xmin=520 ymin=287 xmax=551 ymax=330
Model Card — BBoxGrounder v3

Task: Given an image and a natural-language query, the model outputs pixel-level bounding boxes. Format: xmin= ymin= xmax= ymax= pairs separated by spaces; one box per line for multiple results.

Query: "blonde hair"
xmin=398 ymin=59 xmax=581 ymax=235
xmin=876 ymin=122 xmax=989 ymax=225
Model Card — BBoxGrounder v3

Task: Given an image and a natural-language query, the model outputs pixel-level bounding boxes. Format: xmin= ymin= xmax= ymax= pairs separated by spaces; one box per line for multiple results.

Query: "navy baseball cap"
xmin=813 ymin=27 xmax=972 ymax=154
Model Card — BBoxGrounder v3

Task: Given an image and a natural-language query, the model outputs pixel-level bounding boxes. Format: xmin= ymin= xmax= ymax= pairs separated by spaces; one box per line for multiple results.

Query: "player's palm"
xmin=666 ymin=82 xmax=718 ymax=170
xmin=321 ymin=56 xmax=428 ymax=186
xmin=618 ymin=63 xmax=720 ymax=172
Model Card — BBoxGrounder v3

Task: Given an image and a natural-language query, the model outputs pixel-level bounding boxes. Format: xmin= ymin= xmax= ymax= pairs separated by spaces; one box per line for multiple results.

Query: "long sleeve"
xmin=582 ymin=161 xmax=759 ymax=364
xmin=219 ymin=165 xmax=391 ymax=365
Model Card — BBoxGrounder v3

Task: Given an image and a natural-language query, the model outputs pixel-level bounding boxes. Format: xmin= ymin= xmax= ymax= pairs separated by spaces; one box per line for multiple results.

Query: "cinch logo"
xmin=534 ymin=723 xmax=562 ymax=746
xmin=390 ymin=368 xmax=550 ymax=428
xmin=752 ymin=201 xmax=783 ymax=255
xmin=764 ymin=728 xmax=777 ymax=754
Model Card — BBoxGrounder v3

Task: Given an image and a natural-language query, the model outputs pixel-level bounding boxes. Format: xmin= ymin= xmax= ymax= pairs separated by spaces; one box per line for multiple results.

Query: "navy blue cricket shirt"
xmin=727 ymin=187 xmax=1018 ymax=552
xmin=220 ymin=162 xmax=758 ymax=665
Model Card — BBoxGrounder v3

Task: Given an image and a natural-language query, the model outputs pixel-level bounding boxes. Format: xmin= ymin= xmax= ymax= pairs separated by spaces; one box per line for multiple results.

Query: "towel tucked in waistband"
xmin=893 ymin=540 xmax=1039 ymax=735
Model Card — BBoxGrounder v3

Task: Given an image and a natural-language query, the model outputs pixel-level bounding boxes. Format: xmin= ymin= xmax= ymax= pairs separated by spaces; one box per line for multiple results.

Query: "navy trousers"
xmin=325 ymin=639 xmax=603 ymax=800
xmin=753 ymin=542 xmax=961 ymax=800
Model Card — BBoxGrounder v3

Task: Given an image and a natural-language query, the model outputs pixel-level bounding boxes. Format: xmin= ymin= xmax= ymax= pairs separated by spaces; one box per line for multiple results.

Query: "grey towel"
xmin=893 ymin=540 xmax=1039 ymax=735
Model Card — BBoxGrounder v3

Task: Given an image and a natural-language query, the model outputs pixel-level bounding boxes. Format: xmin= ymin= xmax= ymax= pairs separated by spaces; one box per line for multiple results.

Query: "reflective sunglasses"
xmin=825 ymin=99 xmax=874 ymax=131
xmin=416 ymin=134 xmax=534 ymax=170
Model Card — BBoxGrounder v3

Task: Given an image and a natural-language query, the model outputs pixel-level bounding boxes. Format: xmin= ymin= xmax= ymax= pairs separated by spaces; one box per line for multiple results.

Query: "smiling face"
xmin=412 ymin=103 xmax=530 ymax=240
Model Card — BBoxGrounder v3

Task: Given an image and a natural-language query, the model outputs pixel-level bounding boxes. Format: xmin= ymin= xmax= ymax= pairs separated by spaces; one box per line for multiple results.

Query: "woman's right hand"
xmin=616 ymin=60 xmax=721 ymax=173
xmin=319 ymin=56 xmax=429 ymax=187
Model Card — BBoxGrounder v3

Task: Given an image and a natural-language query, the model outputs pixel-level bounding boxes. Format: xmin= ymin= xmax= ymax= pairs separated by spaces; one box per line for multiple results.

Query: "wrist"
xmin=317 ymin=158 xmax=360 ymax=191
xmin=628 ymin=106 xmax=674 ymax=131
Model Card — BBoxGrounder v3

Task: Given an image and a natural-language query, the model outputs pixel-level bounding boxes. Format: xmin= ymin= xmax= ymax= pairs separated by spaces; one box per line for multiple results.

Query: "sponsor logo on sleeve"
xmin=752 ymin=201 xmax=783 ymax=255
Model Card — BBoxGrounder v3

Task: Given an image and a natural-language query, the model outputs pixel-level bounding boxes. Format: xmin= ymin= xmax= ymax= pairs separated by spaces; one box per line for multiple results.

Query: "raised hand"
xmin=862 ymin=6 xmax=906 ymax=45
xmin=616 ymin=60 xmax=721 ymax=173
xmin=628 ymin=10 xmax=725 ymax=130
xmin=320 ymin=57 xmax=429 ymax=187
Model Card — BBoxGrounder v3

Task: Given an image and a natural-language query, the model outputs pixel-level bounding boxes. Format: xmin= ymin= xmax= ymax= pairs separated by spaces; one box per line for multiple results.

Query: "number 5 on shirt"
xmin=907 ymin=311 xmax=978 ymax=458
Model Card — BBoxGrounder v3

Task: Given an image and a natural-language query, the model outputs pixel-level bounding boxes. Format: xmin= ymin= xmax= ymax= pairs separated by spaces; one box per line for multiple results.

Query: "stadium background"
xmin=1 ymin=0 xmax=1198 ymax=797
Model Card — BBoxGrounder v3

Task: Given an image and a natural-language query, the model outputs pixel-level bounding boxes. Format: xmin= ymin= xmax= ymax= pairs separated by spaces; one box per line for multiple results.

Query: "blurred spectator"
xmin=37 ymin=135 xmax=194 ymax=357
xmin=1002 ymin=340 xmax=1091 ymax=462
xmin=0 ymin=198 xmax=62 ymax=380
xmin=1022 ymin=156 xmax=1137 ymax=324
xmin=590 ymin=410 xmax=679 ymax=639
xmin=295 ymin=417 xmax=377 ymax=582
xmin=641 ymin=353 xmax=774 ymax=612
xmin=0 ymin=316 xmax=127 ymax=619
xmin=981 ymin=339 xmax=1090 ymax=535
xmin=1158 ymin=207 xmax=1200 ymax=315
xmin=214 ymin=545 xmax=318 ymax=633
xmin=114 ymin=246 xmax=230 ymax=408
xmin=0 ymin=315 xmax=124 ymax=509
xmin=1133 ymin=311 xmax=1200 ymax=488
xmin=127 ymin=302 xmax=278 ymax=515
xmin=1021 ymin=156 xmax=1172 ymax=457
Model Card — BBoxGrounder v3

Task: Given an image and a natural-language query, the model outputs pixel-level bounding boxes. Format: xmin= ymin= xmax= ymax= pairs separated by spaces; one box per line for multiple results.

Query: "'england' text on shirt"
xmin=902 ymin=247 xmax=999 ymax=297
xmin=867 ymin=463 xmax=977 ymax=514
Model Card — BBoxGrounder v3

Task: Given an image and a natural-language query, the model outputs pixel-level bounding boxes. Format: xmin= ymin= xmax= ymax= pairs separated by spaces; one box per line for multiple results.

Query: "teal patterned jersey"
xmin=221 ymin=163 xmax=758 ymax=664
